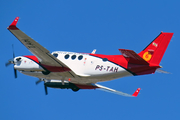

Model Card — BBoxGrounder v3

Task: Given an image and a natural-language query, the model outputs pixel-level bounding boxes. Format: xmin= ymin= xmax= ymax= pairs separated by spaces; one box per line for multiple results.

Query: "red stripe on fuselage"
xmin=24 ymin=55 xmax=71 ymax=72
xmin=89 ymin=54 xmax=159 ymax=75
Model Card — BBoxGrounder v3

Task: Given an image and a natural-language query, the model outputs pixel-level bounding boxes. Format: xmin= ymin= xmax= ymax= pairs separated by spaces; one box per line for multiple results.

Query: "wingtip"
xmin=10 ymin=17 xmax=19 ymax=26
xmin=132 ymin=88 xmax=141 ymax=97
xmin=8 ymin=17 xmax=19 ymax=30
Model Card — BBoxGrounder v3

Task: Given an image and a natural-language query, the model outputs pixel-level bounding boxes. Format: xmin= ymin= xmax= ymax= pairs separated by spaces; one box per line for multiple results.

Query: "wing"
xmin=75 ymin=83 xmax=141 ymax=97
xmin=94 ymin=84 xmax=141 ymax=97
xmin=8 ymin=17 xmax=77 ymax=77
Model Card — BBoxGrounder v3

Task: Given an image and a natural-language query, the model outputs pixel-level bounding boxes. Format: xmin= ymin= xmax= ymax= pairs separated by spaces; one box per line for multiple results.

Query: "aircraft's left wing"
xmin=8 ymin=17 xmax=77 ymax=77
xmin=75 ymin=83 xmax=141 ymax=97
xmin=94 ymin=84 xmax=141 ymax=97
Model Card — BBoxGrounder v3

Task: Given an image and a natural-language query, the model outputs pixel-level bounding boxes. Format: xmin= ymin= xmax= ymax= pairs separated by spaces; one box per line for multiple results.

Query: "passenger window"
xmin=64 ymin=54 xmax=70 ymax=59
xmin=102 ymin=58 xmax=108 ymax=62
xmin=71 ymin=55 xmax=76 ymax=60
xmin=78 ymin=55 xmax=83 ymax=60
xmin=53 ymin=53 xmax=58 ymax=57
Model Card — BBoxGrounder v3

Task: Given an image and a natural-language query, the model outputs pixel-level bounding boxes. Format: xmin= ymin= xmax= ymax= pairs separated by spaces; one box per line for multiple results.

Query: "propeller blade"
xmin=14 ymin=68 xmax=17 ymax=78
xmin=12 ymin=44 xmax=15 ymax=58
xmin=35 ymin=78 xmax=45 ymax=85
xmin=5 ymin=62 xmax=12 ymax=67
xmin=5 ymin=59 xmax=14 ymax=67
xmin=44 ymin=85 xmax=48 ymax=95
xmin=36 ymin=79 xmax=48 ymax=95
xmin=36 ymin=79 xmax=42 ymax=85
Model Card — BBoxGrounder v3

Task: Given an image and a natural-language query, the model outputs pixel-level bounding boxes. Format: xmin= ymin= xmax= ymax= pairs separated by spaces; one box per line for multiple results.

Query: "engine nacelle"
xmin=44 ymin=80 xmax=80 ymax=92
xmin=14 ymin=56 xmax=44 ymax=71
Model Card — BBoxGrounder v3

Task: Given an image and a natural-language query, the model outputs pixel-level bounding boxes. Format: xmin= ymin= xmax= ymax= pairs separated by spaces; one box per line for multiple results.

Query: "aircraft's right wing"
xmin=8 ymin=17 xmax=65 ymax=67
xmin=8 ymin=17 xmax=77 ymax=77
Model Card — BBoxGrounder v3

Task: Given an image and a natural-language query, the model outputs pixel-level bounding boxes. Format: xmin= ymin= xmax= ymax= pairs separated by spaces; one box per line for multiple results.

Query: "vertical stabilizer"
xmin=138 ymin=32 xmax=173 ymax=65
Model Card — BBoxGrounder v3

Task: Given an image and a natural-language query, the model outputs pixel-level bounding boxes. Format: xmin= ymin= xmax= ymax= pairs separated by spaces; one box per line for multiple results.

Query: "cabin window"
xmin=102 ymin=58 xmax=108 ymax=62
xmin=64 ymin=54 xmax=70 ymax=59
xmin=53 ymin=53 xmax=58 ymax=57
xmin=71 ymin=55 xmax=76 ymax=60
xmin=78 ymin=55 xmax=83 ymax=60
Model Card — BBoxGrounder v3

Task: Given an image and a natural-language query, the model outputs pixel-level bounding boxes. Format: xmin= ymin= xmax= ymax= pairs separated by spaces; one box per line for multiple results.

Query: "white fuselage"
xmin=14 ymin=51 xmax=132 ymax=84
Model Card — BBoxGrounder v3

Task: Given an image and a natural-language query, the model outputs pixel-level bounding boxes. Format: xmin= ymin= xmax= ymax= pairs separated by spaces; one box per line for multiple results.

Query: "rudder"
xmin=138 ymin=32 xmax=173 ymax=65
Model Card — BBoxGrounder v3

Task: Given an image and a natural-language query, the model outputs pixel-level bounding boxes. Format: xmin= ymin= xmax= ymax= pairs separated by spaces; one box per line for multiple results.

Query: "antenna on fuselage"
xmin=91 ymin=49 xmax=96 ymax=54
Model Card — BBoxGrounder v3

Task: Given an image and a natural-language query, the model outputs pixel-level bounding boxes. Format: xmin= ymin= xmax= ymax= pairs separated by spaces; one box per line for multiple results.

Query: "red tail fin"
xmin=138 ymin=32 xmax=173 ymax=65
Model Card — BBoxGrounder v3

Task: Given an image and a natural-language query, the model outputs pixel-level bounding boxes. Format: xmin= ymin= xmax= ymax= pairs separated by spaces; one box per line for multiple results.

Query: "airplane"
xmin=6 ymin=17 xmax=173 ymax=97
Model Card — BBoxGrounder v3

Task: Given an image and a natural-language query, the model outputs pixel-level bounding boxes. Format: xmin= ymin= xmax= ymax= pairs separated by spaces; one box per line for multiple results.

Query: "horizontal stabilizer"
xmin=156 ymin=69 xmax=171 ymax=74
xmin=119 ymin=49 xmax=149 ymax=65
xmin=94 ymin=84 xmax=141 ymax=97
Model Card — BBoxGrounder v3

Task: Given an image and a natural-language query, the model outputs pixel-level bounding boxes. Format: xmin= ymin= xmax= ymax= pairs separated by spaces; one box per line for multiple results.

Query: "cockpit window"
xmin=102 ymin=58 xmax=108 ymax=62
xmin=16 ymin=57 xmax=22 ymax=61
xmin=71 ymin=55 xmax=76 ymax=60
xmin=53 ymin=53 xmax=58 ymax=57
xmin=78 ymin=55 xmax=83 ymax=60
xmin=64 ymin=54 xmax=70 ymax=59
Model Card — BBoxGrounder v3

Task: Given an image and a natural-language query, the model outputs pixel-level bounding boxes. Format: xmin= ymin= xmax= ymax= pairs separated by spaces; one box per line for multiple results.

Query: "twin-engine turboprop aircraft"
xmin=6 ymin=17 xmax=173 ymax=97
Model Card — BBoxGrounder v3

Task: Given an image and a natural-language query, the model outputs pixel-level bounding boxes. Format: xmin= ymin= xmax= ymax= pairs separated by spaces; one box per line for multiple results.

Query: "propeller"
xmin=5 ymin=45 xmax=17 ymax=78
xmin=36 ymin=78 xmax=48 ymax=95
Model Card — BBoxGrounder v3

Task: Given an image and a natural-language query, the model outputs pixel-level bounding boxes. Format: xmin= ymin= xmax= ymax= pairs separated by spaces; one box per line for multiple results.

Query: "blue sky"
xmin=1 ymin=0 xmax=180 ymax=120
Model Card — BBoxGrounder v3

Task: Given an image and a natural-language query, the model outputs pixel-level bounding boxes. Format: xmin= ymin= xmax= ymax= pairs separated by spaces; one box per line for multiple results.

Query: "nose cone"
xmin=13 ymin=56 xmax=44 ymax=71
xmin=13 ymin=56 xmax=23 ymax=70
